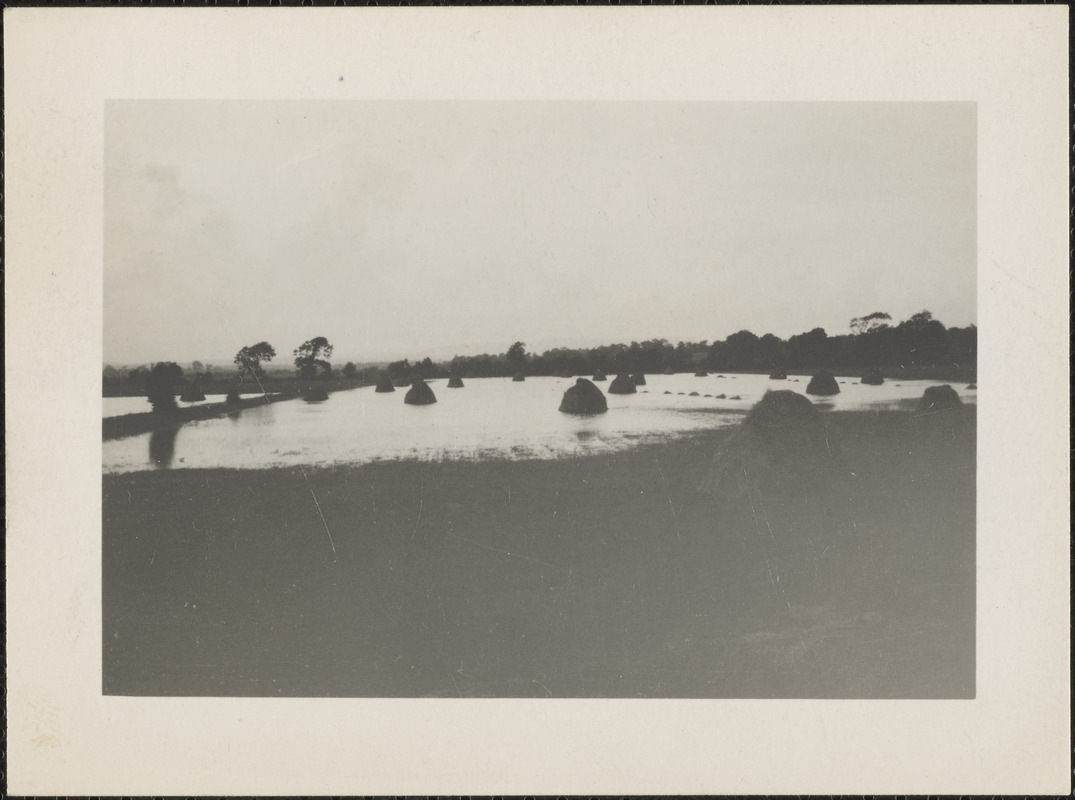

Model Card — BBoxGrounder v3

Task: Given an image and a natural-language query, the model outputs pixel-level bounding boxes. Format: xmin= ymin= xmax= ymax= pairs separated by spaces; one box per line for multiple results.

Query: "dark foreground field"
xmin=103 ymin=408 xmax=975 ymax=698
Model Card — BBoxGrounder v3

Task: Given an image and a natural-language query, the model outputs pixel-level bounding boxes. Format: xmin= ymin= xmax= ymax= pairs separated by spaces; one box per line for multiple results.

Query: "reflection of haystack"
xmin=917 ymin=384 xmax=961 ymax=412
xmin=559 ymin=378 xmax=607 ymax=414
xmin=375 ymin=375 xmax=395 ymax=393
xmin=608 ymin=374 xmax=637 ymax=394
xmin=700 ymin=390 xmax=847 ymax=499
xmin=404 ymin=379 xmax=437 ymax=405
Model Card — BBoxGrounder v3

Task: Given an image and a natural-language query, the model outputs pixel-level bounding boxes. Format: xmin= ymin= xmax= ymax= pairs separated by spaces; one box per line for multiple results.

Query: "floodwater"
xmin=102 ymin=374 xmax=976 ymax=473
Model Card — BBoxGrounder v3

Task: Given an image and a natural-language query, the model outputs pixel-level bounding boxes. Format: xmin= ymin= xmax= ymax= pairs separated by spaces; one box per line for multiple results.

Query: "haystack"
xmin=966 ymin=383 xmax=977 ymax=390
xmin=769 ymin=369 xmax=788 ymax=380
xmin=608 ymin=374 xmax=637 ymax=394
xmin=694 ymin=370 xmax=709 ymax=377
xmin=404 ymin=379 xmax=437 ymax=405
xmin=225 ymin=389 xmax=242 ymax=406
xmin=700 ymin=390 xmax=846 ymax=499
xmin=592 ymin=371 xmax=607 ymax=382
xmin=688 ymin=391 xmax=699 ymax=397
xmin=805 ymin=370 xmax=840 ymax=396
xmin=447 ymin=375 xmax=465 ymax=388
xmin=375 ymin=375 xmax=396 ymax=393
xmin=304 ymin=387 xmax=329 ymax=402
xmin=512 ymin=372 xmax=526 ymax=382
xmin=860 ymin=367 xmax=884 ymax=386
xmin=559 ymin=378 xmax=608 ymax=415
xmin=180 ymin=385 xmax=207 ymax=402
xmin=632 ymin=373 xmax=646 ymax=386
xmin=917 ymin=384 xmax=962 ymax=412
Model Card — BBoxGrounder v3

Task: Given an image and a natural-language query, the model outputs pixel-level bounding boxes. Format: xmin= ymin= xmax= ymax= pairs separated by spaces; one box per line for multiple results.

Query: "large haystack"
xmin=805 ymin=370 xmax=840 ymax=396
xmin=700 ymin=390 xmax=846 ymax=499
xmin=769 ymin=369 xmax=788 ymax=380
xmin=918 ymin=384 xmax=962 ymax=412
xmin=404 ymin=379 xmax=437 ymax=405
xmin=860 ymin=367 xmax=884 ymax=386
xmin=375 ymin=375 xmax=395 ymax=393
xmin=592 ymin=371 xmax=607 ymax=382
xmin=447 ymin=375 xmax=464 ymax=388
xmin=304 ymin=387 xmax=329 ymax=402
xmin=632 ymin=373 xmax=646 ymax=386
xmin=608 ymin=374 xmax=637 ymax=394
xmin=559 ymin=378 xmax=608 ymax=415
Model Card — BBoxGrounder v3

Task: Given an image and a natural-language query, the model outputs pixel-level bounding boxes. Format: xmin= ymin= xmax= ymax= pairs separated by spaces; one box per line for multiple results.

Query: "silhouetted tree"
xmin=294 ymin=337 xmax=334 ymax=380
xmin=342 ymin=362 xmax=357 ymax=378
xmin=146 ymin=362 xmax=184 ymax=415
xmin=234 ymin=342 xmax=276 ymax=380
xmin=506 ymin=341 xmax=528 ymax=375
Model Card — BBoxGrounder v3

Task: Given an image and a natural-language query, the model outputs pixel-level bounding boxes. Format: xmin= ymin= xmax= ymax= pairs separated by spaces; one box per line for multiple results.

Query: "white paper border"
xmin=4 ymin=7 xmax=1070 ymax=795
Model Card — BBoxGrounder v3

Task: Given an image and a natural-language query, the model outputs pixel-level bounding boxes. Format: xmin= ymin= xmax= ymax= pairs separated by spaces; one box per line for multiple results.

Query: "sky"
xmin=104 ymin=101 xmax=976 ymax=367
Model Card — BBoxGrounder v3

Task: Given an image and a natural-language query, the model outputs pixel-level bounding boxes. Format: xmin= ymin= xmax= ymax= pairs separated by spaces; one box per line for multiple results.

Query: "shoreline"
xmin=103 ymin=406 xmax=975 ymax=698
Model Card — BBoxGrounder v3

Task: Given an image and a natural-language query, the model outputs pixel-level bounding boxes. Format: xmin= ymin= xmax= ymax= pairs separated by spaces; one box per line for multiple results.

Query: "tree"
xmin=342 ymin=362 xmax=357 ymax=379
xmin=234 ymin=342 xmax=276 ymax=380
xmin=294 ymin=337 xmax=334 ymax=380
xmin=506 ymin=341 xmax=528 ymax=374
xmin=850 ymin=311 xmax=892 ymax=336
xmin=146 ymin=362 xmax=184 ymax=415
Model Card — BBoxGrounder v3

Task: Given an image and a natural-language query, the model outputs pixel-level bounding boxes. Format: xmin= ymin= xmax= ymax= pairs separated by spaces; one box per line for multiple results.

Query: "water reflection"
xmin=148 ymin=425 xmax=180 ymax=469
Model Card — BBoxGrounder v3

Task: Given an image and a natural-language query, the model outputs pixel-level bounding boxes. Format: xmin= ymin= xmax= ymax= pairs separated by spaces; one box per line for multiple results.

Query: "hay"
xmin=404 ymin=379 xmax=437 ymax=405
xmin=592 ymin=371 xmax=607 ymax=381
xmin=447 ymin=375 xmax=464 ymax=388
xmin=966 ymin=383 xmax=977 ymax=390
xmin=179 ymin=385 xmax=206 ymax=402
xmin=694 ymin=370 xmax=709 ymax=377
xmin=225 ymin=389 xmax=242 ymax=406
xmin=632 ymin=373 xmax=647 ymax=386
xmin=512 ymin=372 xmax=526 ymax=382
xmin=860 ymin=367 xmax=884 ymax=386
xmin=375 ymin=375 xmax=396 ymax=393
xmin=805 ymin=370 xmax=840 ymax=396
xmin=918 ymin=384 xmax=962 ymax=412
xmin=700 ymin=390 xmax=847 ymax=499
xmin=608 ymin=374 xmax=637 ymax=394
xmin=304 ymin=388 xmax=329 ymax=402
xmin=769 ymin=369 xmax=788 ymax=380
xmin=559 ymin=378 xmax=608 ymax=414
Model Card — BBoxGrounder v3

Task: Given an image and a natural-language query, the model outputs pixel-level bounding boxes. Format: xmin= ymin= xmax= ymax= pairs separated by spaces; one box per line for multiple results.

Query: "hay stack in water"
xmin=860 ymin=367 xmax=884 ymax=386
xmin=179 ymin=384 xmax=207 ymax=402
xmin=404 ymin=379 xmax=437 ymax=405
xmin=559 ymin=378 xmax=607 ymax=415
xmin=225 ymin=388 xmax=242 ymax=406
xmin=512 ymin=372 xmax=526 ymax=382
xmin=304 ymin=387 xmax=329 ymax=402
xmin=375 ymin=375 xmax=395 ymax=393
xmin=592 ymin=371 xmax=607 ymax=382
xmin=663 ymin=367 xmax=676 ymax=375
xmin=694 ymin=370 xmax=709 ymax=377
xmin=700 ymin=390 xmax=846 ymax=499
xmin=447 ymin=375 xmax=464 ymax=388
xmin=769 ymin=369 xmax=788 ymax=380
xmin=632 ymin=373 xmax=646 ymax=386
xmin=918 ymin=384 xmax=962 ymax=412
xmin=608 ymin=374 xmax=637 ymax=394
xmin=805 ymin=370 xmax=840 ymax=396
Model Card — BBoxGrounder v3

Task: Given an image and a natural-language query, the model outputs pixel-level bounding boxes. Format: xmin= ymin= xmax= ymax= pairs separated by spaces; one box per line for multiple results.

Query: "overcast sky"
xmin=104 ymin=101 xmax=975 ymax=367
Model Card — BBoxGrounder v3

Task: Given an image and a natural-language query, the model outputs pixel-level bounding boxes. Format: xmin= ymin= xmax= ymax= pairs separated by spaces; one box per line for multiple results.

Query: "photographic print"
xmin=102 ymin=100 xmax=978 ymax=698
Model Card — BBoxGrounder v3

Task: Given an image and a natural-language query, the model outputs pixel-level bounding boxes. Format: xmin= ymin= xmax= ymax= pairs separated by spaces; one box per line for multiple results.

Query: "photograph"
xmin=102 ymin=100 xmax=978 ymax=698
xmin=5 ymin=7 xmax=1068 ymax=796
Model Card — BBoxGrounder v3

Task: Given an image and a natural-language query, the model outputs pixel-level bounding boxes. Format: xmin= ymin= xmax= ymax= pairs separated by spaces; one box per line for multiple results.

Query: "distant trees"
xmin=146 ymin=362 xmax=184 ymax=414
xmin=234 ymin=342 xmax=276 ymax=380
xmin=294 ymin=337 xmax=334 ymax=380
xmin=506 ymin=341 xmax=528 ymax=375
